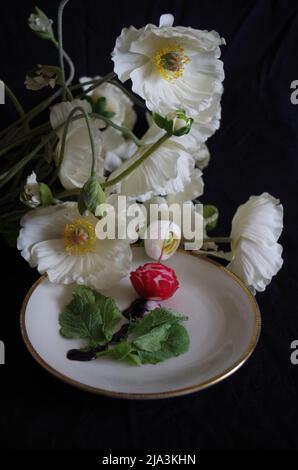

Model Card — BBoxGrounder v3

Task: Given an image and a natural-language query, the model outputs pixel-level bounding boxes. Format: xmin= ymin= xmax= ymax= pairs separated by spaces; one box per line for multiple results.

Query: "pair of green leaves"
xmin=100 ymin=308 xmax=190 ymax=366
xmin=59 ymin=286 xmax=190 ymax=366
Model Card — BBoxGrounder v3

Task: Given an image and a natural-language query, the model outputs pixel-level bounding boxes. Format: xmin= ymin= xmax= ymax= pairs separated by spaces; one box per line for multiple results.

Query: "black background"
xmin=0 ymin=0 xmax=298 ymax=451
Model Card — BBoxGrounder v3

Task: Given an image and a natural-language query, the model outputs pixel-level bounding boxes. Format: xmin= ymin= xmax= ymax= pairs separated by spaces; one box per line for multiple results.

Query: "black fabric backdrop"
xmin=0 ymin=0 xmax=298 ymax=451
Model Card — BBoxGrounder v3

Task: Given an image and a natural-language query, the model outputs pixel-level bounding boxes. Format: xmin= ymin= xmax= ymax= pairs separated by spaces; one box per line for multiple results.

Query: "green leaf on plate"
xmin=59 ymin=285 xmax=124 ymax=346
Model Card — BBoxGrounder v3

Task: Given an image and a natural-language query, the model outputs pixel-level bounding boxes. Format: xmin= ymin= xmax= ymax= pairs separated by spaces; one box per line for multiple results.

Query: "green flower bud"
xmin=78 ymin=172 xmax=106 ymax=216
xmin=153 ymin=110 xmax=193 ymax=136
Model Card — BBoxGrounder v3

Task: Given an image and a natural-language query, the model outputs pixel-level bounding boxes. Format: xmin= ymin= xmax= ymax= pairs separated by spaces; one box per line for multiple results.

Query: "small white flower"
xmin=17 ymin=202 xmax=132 ymax=290
xmin=50 ymin=99 xmax=105 ymax=190
xmin=142 ymin=197 xmax=203 ymax=252
xmin=227 ymin=193 xmax=284 ymax=293
xmin=144 ymin=219 xmax=181 ymax=261
xmin=22 ymin=172 xmax=41 ymax=208
xmin=112 ymin=14 xmax=225 ymax=118
xmin=107 ymin=123 xmax=204 ymax=202
xmin=80 ymin=76 xmax=137 ymax=128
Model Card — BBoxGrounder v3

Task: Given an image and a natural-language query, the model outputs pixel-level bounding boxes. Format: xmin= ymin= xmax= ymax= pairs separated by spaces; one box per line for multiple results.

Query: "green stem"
xmin=0 ymin=87 xmax=63 ymax=142
xmin=5 ymin=85 xmax=25 ymax=119
xmin=49 ymin=105 xmax=96 ymax=185
xmin=102 ymin=132 xmax=171 ymax=189
xmin=57 ymin=0 xmax=72 ymax=101
xmin=91 ymin=113 xmax=141 ymax=147
xmin=203 ymin=237 xmax=231 ymax=244
xmin=54 ymin=188 xmax=80 ymax=199
xmin=107 ymin=79 xmax=146 ymax=109
xmin=0 ymin=122 xmax=51 ymax=157
xmin=0 ymin=130 xmax=57 ymax=189
xmin=76 ymin=72 xmax=116 ymax=98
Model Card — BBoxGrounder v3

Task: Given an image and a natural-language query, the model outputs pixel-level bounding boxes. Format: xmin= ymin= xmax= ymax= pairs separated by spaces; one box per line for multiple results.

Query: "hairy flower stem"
xmin=102 ymin=132 xmax=171 ymax=189
xmin=49 ymin=106 xmax=96 ymax=185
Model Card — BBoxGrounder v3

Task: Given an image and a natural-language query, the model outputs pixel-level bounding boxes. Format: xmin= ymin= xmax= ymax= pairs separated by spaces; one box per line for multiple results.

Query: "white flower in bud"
xmin=144 ymin=219 xmax=181 ymax=261
xmin=22 ymin=172 xmax=41 ymax=208
xmin=28 ymin=8 xmax=54 ymax=39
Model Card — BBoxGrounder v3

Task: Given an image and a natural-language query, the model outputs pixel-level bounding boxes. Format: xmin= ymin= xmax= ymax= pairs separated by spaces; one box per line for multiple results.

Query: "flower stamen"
xmin=64 ymin=218 xmax=96 ymax=256
xmin=155 ymin=43 xmax=189 ymax=81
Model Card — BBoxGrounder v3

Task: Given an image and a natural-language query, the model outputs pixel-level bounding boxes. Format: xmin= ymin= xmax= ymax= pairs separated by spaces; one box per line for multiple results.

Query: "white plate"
xmin=20 ymin=248 xmax=261 ymax=399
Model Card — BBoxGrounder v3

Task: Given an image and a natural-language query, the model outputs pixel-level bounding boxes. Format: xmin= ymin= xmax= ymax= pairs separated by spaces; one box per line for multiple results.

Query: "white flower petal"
xmin=159 ymin=14 xmax=174 ymax=27
xmin=57 ymin=122 xmax=104 ymax=190
xmin=17 ymin=202 xmax=78 ymax=263
xmin=227 ymin=193 xmax=284 ymax=293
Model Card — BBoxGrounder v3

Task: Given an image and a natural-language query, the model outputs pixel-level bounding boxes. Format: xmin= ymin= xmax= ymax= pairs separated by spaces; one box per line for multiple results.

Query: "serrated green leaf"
xmin=59 ymin=285 xmax=123 ymax=346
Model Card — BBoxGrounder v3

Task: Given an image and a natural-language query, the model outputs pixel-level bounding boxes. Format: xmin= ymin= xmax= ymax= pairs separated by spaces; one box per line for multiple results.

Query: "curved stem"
xmin=57 ymin=0 xmax=72 ymax=100
xmin=4 ymin=84 xmax=25 ymax=119
xmin=49 ymin=105 xmax=96 ymax=185
xmin=102 ymin=132 xmax=171 ymax=189
xmin=91 ymin=113 xmax=141 ymax=147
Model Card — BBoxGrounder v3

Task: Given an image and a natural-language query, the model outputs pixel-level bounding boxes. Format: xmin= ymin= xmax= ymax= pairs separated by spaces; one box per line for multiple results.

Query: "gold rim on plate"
xmin=20 ymin=251 xmax=261 ymax=399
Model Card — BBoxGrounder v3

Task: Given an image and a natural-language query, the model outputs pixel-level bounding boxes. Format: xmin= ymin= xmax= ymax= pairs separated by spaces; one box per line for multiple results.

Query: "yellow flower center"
xmin=155 ymin=43 xmax=189 ymax=81
xmin=64 ymin=218 xmax=96 ymax=256
xmin=163 ymin=232 xmax=180 ymax=255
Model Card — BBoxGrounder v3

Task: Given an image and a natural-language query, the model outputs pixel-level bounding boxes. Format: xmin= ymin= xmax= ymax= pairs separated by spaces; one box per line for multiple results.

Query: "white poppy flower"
xmin=17 ymin=202 xmax=132 ymax=290
xmin=102 ymin=127 xmax=137 ymax=172
xmin=107 ymin=123 xmax=204 ymax=202
xmin=227 ymin=193 xmax=284 ymax=293
xmin=112 ymin=13 xmax=225 ymax=118
xmin=50 ymin=99 xmax=105 ymax=190
xmin=79 ymin=76 xmax=137 ymax=128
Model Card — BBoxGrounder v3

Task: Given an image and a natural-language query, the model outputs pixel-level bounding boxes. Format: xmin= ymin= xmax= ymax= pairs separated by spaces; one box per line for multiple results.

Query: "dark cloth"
xmin=0 ymin=0 xmax=298 ymax=450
